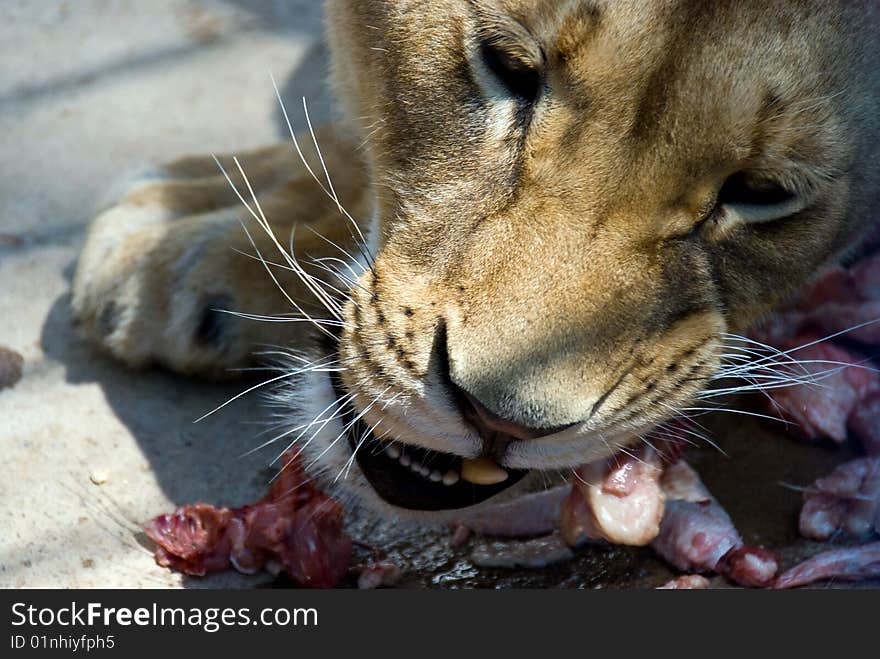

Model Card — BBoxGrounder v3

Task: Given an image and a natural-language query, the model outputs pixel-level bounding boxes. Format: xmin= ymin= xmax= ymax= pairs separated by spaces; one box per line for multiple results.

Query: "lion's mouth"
xmin=344 ymin=420 xmax=528 ymax=510
xmin=329 ymin=354 xmax=529 ymax=510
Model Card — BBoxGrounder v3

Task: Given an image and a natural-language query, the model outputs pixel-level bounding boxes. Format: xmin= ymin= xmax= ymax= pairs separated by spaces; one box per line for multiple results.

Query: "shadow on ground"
xmin=36 ymin=2 xmax=335 ymax=508
xmin=40 ymin=279 xmax=275 ymax=510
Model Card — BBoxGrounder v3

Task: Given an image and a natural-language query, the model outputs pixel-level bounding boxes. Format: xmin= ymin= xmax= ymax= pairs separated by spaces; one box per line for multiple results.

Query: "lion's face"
xmin=314 ymin=0 xmax=879 ymax=513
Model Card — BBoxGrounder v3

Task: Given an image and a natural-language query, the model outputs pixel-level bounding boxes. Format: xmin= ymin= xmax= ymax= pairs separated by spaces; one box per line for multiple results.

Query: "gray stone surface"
xmin=0 ymin=0 xmax=333 ymax=589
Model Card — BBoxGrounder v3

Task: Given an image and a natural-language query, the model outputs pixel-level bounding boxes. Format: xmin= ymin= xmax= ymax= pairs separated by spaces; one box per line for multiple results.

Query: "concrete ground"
xmin=1 ymin=0 xmax=872 ymax=589
xmin=1 ymin=0 xmax=335 ymax=588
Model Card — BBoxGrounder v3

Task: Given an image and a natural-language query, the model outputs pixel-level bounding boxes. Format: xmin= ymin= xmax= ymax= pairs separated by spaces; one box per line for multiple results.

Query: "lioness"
xmin=72 ymin=0 xmax=880 ymax=522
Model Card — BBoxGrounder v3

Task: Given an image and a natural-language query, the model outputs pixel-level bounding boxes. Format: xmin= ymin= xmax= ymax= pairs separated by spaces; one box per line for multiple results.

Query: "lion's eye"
xmin=714 ymin=172 xmax=805 ymax=224
xmin=479 ymin=41 xmax=541 ymax=104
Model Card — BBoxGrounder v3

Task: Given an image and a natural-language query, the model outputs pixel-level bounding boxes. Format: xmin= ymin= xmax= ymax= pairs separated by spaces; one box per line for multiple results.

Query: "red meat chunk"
xmin=774 ymin=542 xmax=880 ymax=589
xmin=749 ymin=253 xmax=880 ymax=449
xmin=799 ymin=456 xmax=880 ymax=541
xmin=719 ymin=546 xmax=780 ymax=588
xmin=651 ymin=461 xmax=779 ymax=587
xmin=357 ymin=559 xmax=403 ymax=589
xmin=746 ymin=250 xmax=880 ymax=588
xmin=560 ymin=445 xmax=666 ymax=547
xmin=657 ymin=574 xmax=710 ymax=589
xmin=145 ymin=453 xmax=352 ymax=588
xmin=759 ymin=339 xmax=877 ymax=444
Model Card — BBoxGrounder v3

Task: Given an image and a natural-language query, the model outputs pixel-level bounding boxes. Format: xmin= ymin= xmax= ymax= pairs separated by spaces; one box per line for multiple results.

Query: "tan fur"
xmin=73 ymin=131 xmax=369 ymax=377
xmin=74 ymin=1 xmax=880 ymax=503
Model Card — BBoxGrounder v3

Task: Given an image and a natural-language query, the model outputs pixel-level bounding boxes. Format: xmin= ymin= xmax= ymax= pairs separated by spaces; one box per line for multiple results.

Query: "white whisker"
xmin=194 ymin=364 xmax=326 ymax=424
xmin=272 ymin=391 xmax=357 ymax=470
xmin=302 ymin=386 xmax=392 ymax=476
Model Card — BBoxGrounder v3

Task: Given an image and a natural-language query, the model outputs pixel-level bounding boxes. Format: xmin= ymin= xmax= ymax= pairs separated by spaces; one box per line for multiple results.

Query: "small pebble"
xmin=0 ymin=346 xmax=23 ymax=390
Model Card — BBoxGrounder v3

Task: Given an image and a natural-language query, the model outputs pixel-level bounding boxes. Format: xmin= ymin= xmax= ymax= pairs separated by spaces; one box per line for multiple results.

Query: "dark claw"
xmin=97 ymin=301 xmax=120 ymax=337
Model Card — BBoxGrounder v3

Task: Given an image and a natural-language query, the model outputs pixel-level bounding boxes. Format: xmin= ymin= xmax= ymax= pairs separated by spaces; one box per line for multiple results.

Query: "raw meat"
xmin=749 ymin=252 xmax=880 ymax=450
xmin=799 ymin=456 xmax=880 ymax=540
xmin=719 ymin=546 xmax=780 ymax=588
xmin=560 ymin=446 xmax=666 ymax=546
xmin=657 ymin=574 xmax=710 ymax=589
xmin=757 ymin=339 xmax=878 ymax=444
xmin=651 ymin=461 xmax=779 ymax=587
xmin=651 ymin=462 xmax=738 ymax=572
xmin=774 ymin=542 xmax=880 ymax=588
xmin=357 ymin=559 xmax=403 ymax=589
xmin=745 ymin=247 xmax=880 ymax=588
xmin=453 ymin=485 xmax=569 ymax=538
xmin=146 ymin=453 xmax=352 ymax=588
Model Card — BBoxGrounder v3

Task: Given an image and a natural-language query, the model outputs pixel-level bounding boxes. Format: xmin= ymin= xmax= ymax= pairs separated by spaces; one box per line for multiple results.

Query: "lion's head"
xmin=295 ymin=0 xmax=880 ymax=515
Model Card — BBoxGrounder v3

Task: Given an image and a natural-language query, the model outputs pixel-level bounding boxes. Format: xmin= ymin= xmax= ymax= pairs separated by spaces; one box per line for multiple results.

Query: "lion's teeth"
xmin=442 ymin=470 xmax=460 ymax=486
xmin=387 ymin=447 xmax=464 ymax=485
xmin=460 ymin=457 xmax=508 ymax=485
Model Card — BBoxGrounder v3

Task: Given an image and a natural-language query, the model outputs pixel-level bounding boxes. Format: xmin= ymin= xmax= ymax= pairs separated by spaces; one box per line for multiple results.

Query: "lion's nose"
xmin=433 ymin=321 xmax=575 ymax=443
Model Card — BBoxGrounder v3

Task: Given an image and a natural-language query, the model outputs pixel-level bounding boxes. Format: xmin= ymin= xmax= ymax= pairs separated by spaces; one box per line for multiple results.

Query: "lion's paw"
xmin=72 ymin=177 xmax=250 ymax=376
